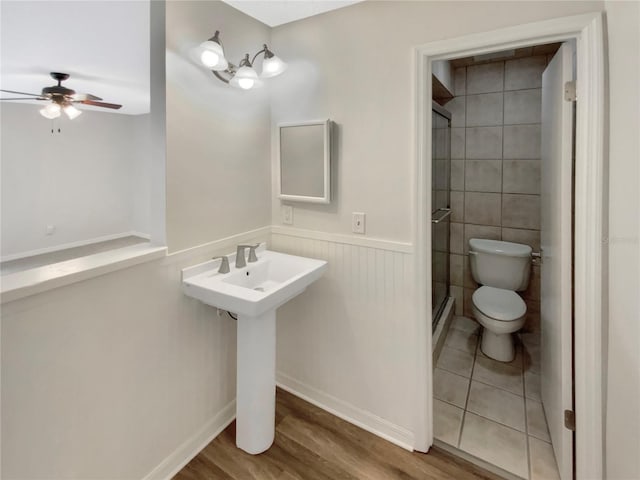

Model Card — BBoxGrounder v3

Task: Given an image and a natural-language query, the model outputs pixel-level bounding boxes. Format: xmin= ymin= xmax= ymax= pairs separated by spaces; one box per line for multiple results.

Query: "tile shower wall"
xmin=447 ymin=56 xmax=548 ymax=332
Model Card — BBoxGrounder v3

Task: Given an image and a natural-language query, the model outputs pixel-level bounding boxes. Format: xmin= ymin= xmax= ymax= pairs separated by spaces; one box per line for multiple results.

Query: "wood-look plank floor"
xmin=174 ymin=388 xmax=503 ymax=480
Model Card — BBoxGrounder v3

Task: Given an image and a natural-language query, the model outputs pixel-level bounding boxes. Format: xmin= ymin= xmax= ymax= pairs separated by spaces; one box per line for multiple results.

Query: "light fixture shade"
xmin=39 ymin=103 xmax=61 ymax=119
xmin=63 ymin=104 xmax=82 ymax=120
xmin=230 ymin=65 xmax=260 ymax=90
xmin=261 ymin=55 xmax=287 ymax=78
xmin=199 ymin=40 xmax=228 ymax=71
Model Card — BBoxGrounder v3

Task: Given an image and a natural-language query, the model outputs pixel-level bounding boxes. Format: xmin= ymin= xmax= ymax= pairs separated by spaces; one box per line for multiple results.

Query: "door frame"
xmin=413 ymin=12 xmax=605 ymax=479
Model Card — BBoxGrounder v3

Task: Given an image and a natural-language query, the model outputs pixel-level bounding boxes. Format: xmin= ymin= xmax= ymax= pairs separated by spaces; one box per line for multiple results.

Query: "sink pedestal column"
xmin=236 ymin=310 xmax=276 ymax=454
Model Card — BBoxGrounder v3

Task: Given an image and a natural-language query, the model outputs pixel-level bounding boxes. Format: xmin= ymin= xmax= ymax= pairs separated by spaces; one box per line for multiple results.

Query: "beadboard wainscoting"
xmin=271 ymin=227 xmax=417 ymax=449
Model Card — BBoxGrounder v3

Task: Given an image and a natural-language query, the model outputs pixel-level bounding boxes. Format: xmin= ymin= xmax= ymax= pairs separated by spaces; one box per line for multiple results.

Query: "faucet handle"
xmin=236 ymin=244 xmax=260 ymax=267
xmin=212 ymin=255 xmax=230 ymax=274
xmin=235 ymin=245 xmax=248 ymax=268
xmin=239 ymin=243 xmax=260 ymax=263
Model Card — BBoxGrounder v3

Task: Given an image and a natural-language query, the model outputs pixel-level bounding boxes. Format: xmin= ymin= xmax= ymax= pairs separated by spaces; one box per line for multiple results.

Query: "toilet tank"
xmin=468 ymin=239 xmax=532 ymax=291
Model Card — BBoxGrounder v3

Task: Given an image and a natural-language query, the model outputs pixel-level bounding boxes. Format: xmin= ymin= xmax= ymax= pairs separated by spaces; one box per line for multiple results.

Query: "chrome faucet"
xmin=212 ymin=255 xmax=230 ymax=274
xmin=236 ymin=244 xmax=259 ymax=268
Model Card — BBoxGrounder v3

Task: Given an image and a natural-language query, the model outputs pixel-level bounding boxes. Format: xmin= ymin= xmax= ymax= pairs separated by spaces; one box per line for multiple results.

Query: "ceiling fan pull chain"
xmin=50 ymin=118 xmax=61 ymax=134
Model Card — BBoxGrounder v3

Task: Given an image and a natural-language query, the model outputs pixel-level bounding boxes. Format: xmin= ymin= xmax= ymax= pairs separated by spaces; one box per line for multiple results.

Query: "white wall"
xmin=270 ymin=1 xmax=604 ymax=241
xmin=0 ymin=104 xmax=152 ymax=258
xmin=165 ymin=1 xmax=272 ymax=252
xmin=604 ymin=1 xmax=640 ymax=478
xmin=131 ymin=113 xmax=153 ymax=237
xmin=5 ymin=2 xmax=638 ymax=479
xmin=0 ymin=230 xmax=268 ymax=479
xmin=269 ymin=0 xmax=604 ymax=449
xmin=2 ymin=2 xmax=276 ymax=478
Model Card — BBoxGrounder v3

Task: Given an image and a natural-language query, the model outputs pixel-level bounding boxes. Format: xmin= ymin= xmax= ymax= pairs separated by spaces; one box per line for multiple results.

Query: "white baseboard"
xmin=141 ymin=400 xmax=236 ymax=480
xmin=276 ymin=372 xmax=414 ymax=451
xmin=1 ymin=231 xmax=150 ymax=262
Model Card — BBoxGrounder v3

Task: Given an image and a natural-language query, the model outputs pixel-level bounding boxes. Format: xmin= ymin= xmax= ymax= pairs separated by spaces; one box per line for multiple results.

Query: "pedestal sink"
xmin=182 ymin=243 xmax=327 ymax=454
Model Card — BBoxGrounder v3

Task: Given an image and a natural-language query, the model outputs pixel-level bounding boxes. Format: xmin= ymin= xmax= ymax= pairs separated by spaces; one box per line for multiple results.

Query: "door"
xmin=540 ymin=42 xmax=574 ymax=480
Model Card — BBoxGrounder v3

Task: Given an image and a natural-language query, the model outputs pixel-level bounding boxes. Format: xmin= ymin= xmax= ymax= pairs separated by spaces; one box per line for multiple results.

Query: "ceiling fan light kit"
xmin=39 ymin=103 xmax=62 ymax=119
xmin=200 ymin=30 xmax=287 ymax=90
xmin=0 ymin=72 xmax=122 ymax=120
xmin=63 ymin=104 xmax=82 ymax=120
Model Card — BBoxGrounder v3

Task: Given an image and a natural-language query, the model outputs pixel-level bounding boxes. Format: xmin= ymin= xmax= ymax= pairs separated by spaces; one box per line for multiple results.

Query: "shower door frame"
xmin=412 ymin=12 xmax=605 ymax=480
xmin=430 ymin=102 xmax=452 ymax=331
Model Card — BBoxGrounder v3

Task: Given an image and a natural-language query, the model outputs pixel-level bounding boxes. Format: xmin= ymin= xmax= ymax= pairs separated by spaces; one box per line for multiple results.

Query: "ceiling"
xmin=221 ymin=0 xmax=364 ymax=27
xmin=0 ymin=1 xmax=150 ymax=115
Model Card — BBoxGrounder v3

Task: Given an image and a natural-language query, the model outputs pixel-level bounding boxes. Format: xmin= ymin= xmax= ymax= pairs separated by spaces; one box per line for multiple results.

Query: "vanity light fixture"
xmin=199 ymin=30 xmax=287 ymax=90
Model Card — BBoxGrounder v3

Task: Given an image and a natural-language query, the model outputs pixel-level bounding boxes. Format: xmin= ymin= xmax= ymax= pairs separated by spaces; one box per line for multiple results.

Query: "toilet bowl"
xmin=472 ymin=286 xmax=526 ymax=362
xmin=468 ymin=239 xmax=532 ymax=362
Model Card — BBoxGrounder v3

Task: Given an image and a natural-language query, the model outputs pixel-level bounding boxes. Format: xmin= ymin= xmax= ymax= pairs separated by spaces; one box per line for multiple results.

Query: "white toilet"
xmin=468 ymin=238 xmax=532 ymax=362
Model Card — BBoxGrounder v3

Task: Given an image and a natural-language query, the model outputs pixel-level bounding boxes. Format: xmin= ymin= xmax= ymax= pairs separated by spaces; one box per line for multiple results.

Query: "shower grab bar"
xmin=431 ymin=208 xmax=452 ymax=224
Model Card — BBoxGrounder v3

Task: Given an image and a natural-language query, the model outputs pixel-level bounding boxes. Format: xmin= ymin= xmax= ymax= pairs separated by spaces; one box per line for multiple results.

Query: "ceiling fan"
xmin=0 ymin=72 xmax=122 ymax=120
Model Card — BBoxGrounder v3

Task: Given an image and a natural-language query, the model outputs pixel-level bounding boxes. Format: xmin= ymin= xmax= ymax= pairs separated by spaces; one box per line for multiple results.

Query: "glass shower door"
xmin=431 ymin=105 xmax=451 ymax=329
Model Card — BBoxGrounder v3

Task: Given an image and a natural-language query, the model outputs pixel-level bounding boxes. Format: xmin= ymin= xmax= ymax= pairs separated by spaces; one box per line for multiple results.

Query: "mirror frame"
xmin=277 ymin=119 xmax=331 ymax=204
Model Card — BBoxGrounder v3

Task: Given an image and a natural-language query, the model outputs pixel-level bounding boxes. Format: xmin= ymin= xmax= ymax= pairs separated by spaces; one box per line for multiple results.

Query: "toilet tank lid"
xmin=469 ymin=238 xmax=532 ymax=258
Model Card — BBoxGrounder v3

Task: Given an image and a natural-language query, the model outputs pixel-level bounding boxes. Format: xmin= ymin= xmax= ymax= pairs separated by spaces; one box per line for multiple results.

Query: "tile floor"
xmin=433 ymin=315 xmax=560 ymax=480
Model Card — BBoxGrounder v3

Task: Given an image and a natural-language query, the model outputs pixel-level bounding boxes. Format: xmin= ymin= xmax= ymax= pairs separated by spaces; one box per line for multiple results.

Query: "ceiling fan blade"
xmin=0 ymin=89 xmax=45 ymax=97
xmin=71 ymin=93 xmax=103 ymax=101
xmin=79 ymin=99 xmax=122 ymax=110
xmin=0 ymin=97 xmax=48 ymax=101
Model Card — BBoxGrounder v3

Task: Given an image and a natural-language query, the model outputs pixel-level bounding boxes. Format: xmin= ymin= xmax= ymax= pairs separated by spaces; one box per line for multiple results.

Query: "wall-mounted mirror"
xmin=278 ymin=119 xmax=331 ymax=204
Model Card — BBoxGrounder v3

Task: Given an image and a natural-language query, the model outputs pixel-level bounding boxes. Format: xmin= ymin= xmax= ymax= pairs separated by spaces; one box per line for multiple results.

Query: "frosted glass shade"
xmin=64 ymin=104 xmax=82 ymax=120
xmin=39 ymin=103 xmax=61 ymax=119
xmin=230 ymin=66 xmax=259 ymax=90
xmin=200 ymin=40 xmax=228 ymax=71
xmin=261 ymin=55 xmax=287 ymax=78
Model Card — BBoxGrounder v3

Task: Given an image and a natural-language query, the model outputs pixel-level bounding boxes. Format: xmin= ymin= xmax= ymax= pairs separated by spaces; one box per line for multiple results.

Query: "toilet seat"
xmin=472 ymin=286 xmax=526 ymax=321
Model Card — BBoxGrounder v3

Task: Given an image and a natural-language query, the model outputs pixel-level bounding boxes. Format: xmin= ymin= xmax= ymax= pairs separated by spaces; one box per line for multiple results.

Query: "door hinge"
xmin=565 ymin=81 xmax=577 ymax=101
xmin=564 ymin=409 xmax=576 ymax=431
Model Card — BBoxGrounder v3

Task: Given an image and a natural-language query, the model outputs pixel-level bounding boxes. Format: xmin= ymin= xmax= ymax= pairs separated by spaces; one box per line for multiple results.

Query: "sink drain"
xmin=253 ymin=287 xmax=265 ymax=292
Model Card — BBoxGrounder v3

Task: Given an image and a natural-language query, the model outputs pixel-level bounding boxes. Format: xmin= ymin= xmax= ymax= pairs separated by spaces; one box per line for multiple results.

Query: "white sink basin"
xmin=182 ymin=245 xmax=327 ymax=317
xmin=181 ymin=243 xmax=327 ymax=455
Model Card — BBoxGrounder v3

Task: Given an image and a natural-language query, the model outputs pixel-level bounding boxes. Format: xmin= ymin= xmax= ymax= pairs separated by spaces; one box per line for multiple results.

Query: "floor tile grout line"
xmin=439 ymin=317 xmax=556 ymax=478
xmin=464 ymin=406 xmax=527 ymax=434
xmin=477 ymin=327 xmax=527 ymax=472
xmin=457 ymin=331 xmax=480 ymax=447
xmin=472 ymin=332 xmax=526 ymax=434
xmin=437 ymin=364 xmax=473 ymax=380
xmin=434 ymin=365 xmax=472 ymax=382
xmin=529 ymin=432 xmax=553 ymax=444
xmin=438 ymin=321 xmax=539 ymax=478
xmin=434 ymin=396 xmax=467 ymax=411
xmin=476 ymin=350 xmax=523 ymax=370
xmin=470 ymin=377 xmax=525 ymax=398
xmin=521 ymin=334 xmax=533 ymax=480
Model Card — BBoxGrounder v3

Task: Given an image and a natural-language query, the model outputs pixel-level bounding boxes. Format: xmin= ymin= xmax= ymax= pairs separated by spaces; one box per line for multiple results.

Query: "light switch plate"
xmin=282 ymin=205 xmax=293 ymax=225
xmin=352 ymin=212 xmax=365 ymax=234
